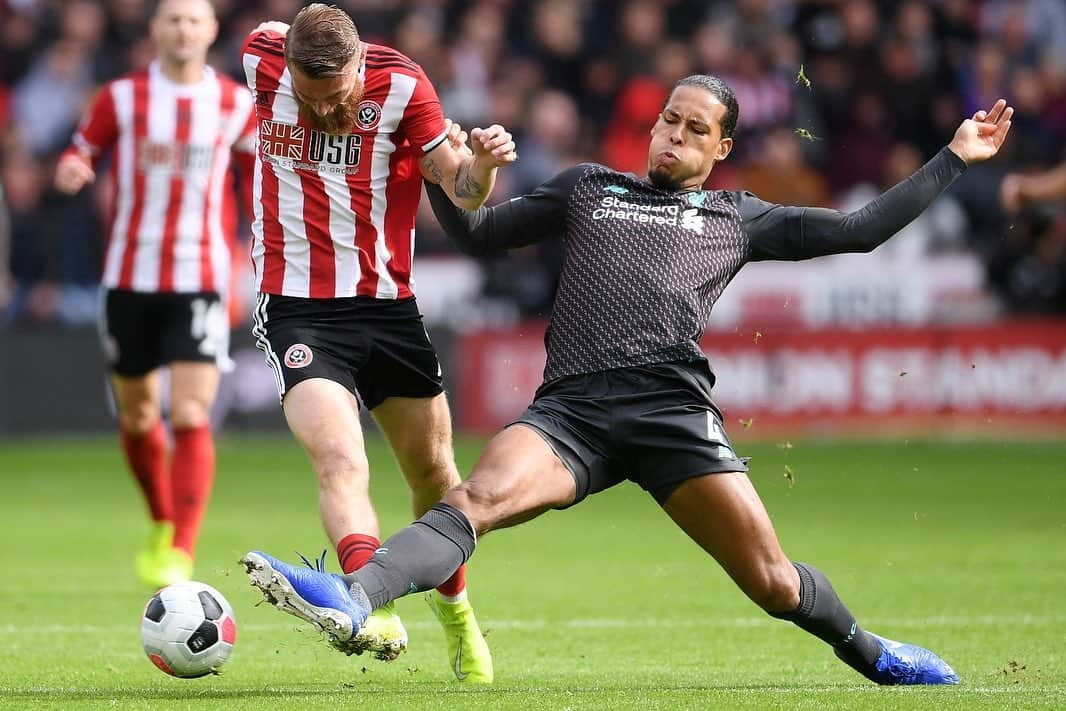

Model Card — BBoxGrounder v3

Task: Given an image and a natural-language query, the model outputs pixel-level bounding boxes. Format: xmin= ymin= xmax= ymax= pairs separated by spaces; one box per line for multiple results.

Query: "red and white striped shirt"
xmin=71 ymin=62 xmax=256 ymax=294
xmin=241 ymin=30 xmax=448 ymax=299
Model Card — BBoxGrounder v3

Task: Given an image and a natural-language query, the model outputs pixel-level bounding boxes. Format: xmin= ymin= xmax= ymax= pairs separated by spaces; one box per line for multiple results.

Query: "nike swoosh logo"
xmin=454 ymin=634 xmax=468 ymax=680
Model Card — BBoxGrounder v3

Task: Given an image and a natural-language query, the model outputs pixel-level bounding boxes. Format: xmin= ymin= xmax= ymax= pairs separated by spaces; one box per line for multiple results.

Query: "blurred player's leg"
xmin=373 ymin=393 xmax=491 ymax=682
xmin=115 ymin=371 xmax=170 ymax=521
xmin=166 ymin=361 xmax=220 ymax=580
xmin=281 ymin=378 xmax=406 ymax=660
xmin=113 ymin=371 xmax=178 ymax=588
xmin=660 ymin=472 xmax=957 ymax=685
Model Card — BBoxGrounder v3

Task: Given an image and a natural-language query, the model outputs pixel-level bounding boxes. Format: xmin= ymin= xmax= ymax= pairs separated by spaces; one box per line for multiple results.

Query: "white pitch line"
xmin=1 ymin=613 xmax=1062 ymax=636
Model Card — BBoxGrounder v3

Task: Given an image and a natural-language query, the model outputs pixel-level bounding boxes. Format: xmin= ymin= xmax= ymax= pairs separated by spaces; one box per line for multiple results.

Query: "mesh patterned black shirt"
xmin=428 ymin=148 xmax=966 ymax=383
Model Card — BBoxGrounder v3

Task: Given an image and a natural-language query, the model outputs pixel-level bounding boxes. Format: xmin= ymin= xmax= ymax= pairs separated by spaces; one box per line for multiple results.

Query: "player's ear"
xmin=715 ymin=137 xmax=733 ymax=162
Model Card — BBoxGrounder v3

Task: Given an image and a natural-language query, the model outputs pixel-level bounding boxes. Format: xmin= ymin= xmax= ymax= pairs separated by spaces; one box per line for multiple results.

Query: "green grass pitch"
xmin=1 ymin=435 xmax=1064 ymax=709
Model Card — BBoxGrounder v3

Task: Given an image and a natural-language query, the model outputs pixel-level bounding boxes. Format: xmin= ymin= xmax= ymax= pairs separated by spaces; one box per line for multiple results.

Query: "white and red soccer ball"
xmin=140 ymin=581 xmax=236 ymax=678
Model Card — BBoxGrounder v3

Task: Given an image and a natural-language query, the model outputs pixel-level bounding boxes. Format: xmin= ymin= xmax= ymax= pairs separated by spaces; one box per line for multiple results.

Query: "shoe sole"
xmin=240 ymin=552 xmax=403 ymax=660
xmin=357 ymin=615 xmax=408 ymax=662
xmin=241 ymin=552 xmax=366 ymax=653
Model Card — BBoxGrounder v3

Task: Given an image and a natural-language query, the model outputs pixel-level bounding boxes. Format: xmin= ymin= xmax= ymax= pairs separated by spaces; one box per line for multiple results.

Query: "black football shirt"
xmin=428 ymin=148 xmax=966 ymax=383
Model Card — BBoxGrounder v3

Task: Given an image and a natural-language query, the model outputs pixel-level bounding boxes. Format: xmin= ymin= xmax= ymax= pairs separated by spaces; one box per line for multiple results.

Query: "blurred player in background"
xmin=243 ymin=75 xmax=1013 ymax=685
xmin=238 ymin=4 xmax=515 ymax=682
xmin=54 ymin=0 xmax=255 ymax=588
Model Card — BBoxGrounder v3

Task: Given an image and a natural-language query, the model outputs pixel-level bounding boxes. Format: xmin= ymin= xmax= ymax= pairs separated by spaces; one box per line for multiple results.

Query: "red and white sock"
xmin=337 ymin=533 xmax=381 ymax=574
xmin=436 ymin=564 xmax=467 ymax=602
xmin=170 ymin=424 xmax=215 ymax=557
xmin=121 ymin=421 xmax=172 ymax=522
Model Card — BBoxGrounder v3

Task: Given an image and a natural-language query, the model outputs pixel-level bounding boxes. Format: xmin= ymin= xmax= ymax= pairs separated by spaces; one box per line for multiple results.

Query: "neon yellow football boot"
xmin=426 ymin=591 xmax=493 ymax=683
xmin=348 ymin=600 xmax=408 ymax=661
xmin=156 ymin=547 xmax=194 ymax=586
xmin=135 ymin=521 xmax=183 ymax=588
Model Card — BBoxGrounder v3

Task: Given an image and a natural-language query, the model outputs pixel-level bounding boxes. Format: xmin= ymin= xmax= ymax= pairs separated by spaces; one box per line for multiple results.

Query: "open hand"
xmin=947 ymin=99 xmax=1013 ymax=166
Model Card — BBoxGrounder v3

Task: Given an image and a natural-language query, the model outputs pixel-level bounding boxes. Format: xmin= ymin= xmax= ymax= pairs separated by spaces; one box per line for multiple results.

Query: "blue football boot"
xmin=864 ymin=633 xmax=960 ymax=685
xmin=241 ymin=550 xmax=372 ymax=655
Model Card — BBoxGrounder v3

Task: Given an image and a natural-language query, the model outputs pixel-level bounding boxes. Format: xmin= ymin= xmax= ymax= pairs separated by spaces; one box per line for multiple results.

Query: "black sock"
xmin=342 ymin=502 xmax=477 ymax=609
xmin=770 ymin=562 xmax=882 ymax=680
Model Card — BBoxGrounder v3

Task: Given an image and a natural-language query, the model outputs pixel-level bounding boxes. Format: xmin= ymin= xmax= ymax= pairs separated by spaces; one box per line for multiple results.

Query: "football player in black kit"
xmin=243 ymin=75 xmax=1013 ymax=685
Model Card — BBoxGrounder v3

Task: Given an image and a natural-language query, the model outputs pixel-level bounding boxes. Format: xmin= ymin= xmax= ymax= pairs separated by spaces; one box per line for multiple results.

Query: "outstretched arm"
xmin=746 ymin=100 xmax=1013 ymax=261
xmin=425 ymin=182 xmax=561 ymax=256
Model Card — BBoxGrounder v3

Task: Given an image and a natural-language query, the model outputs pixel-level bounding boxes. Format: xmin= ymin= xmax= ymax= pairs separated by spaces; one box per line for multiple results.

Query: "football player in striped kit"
xmin=238 ymin=4 xmax=516 ymax=683
xmin=54 ymin=0 xmax=256 ymax=589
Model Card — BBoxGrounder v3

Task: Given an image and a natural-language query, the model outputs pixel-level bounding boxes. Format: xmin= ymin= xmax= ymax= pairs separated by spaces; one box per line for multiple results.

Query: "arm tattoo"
xmin=422 ymin=156 xmax=445 ymax=185
xmin=454 ymin=161 xmax=487 ymax=200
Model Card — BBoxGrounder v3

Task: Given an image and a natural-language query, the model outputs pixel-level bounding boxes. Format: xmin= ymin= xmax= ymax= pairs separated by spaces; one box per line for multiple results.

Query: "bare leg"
xmin=661 ymin=472 xmax=883 ymax=679
xmin=661 ymin=472 xmax=799 ymax=612
xmin=283 ymin=378 xmax=378 ymax=545
xmin=373 ymin=393 xmax=468 ymax=595
xmin=168 ymin=362 xmax=218 ymax=429
xmin=112 ymin=371 xmax=163 ymax=436
xmin=372 ymin=393 xmax=459 ymax=518
xmin=347 ymin=424 xmax=577 ymax=607
xmin=444 ymin=424 xmax=578 ymax=533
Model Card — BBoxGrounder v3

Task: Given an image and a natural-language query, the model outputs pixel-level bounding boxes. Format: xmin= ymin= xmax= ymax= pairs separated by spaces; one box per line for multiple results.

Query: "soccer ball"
xmin=140 ymin=581 xmax=237 ymax=678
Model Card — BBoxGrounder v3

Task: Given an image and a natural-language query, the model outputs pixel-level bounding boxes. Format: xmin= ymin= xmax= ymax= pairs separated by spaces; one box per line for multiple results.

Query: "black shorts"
xmin=252 ymin=293 xmax=444 ymax=409
xmin=101 ymin=289 xmax=228 ymax=377
xmin=512 ymin=360 xmax=748 ymax=506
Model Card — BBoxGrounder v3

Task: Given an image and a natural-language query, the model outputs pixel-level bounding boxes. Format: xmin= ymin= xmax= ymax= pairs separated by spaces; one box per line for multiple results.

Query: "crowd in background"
xmin=1 ymin=0 xmax=1064 ymax=325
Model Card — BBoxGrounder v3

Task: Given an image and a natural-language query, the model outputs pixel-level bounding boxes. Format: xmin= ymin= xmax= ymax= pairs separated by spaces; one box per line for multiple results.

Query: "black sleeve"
xmin=740 ymin=147 xmax=968 ymax=261
xmin=425 ymin=164 xmax=586 ymax=256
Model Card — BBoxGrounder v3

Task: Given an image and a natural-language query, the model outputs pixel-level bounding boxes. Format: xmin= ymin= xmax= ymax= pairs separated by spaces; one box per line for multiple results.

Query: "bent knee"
xmin=441 ymin=480 xmax=502 ymax=526
xmin=747 ymin=562 xmax=801 ymax=614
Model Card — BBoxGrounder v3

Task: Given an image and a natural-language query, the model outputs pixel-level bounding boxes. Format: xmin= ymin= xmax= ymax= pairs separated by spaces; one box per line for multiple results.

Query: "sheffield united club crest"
xmin=284 ymin=343 xmax=314 ymax=369
xmin=356 ymin=100 xmax=382 ymax=131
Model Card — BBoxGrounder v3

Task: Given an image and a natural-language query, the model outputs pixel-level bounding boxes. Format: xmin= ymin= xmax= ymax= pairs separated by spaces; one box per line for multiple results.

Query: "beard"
xmin=647 ymin=166 xmax=685 ymax=192
xmin=298 ymin=91 xmax=361 ymax=134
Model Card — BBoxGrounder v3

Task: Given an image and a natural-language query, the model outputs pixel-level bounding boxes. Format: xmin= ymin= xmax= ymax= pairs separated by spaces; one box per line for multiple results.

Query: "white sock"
xmin=436 ymin=589 xmax=467 ymax=605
